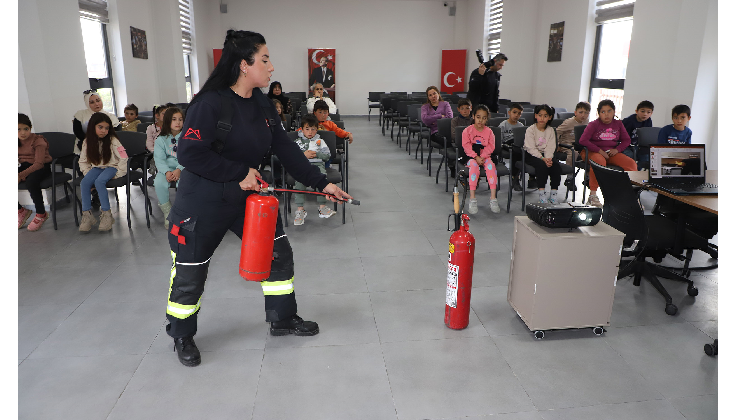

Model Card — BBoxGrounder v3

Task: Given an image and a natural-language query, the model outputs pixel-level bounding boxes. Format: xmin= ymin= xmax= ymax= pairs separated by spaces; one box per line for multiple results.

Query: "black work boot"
xmin=173 ymin=337 xmax=201 ymax=367
xmin=270 ymin=314 xmax=319 ymax=336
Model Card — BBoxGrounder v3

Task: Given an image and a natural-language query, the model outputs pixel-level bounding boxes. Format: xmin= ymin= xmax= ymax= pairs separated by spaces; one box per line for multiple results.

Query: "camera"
xmin=444 ymin=2 xmax=448 ymax=6
xmin=476 ymin=49 xmax=485 ymax=64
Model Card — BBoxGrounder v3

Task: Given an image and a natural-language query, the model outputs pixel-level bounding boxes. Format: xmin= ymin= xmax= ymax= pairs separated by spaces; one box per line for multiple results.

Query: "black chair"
xmin=138 ymin=111 xmax=154 ymax=117
xmin=395 ymin=101 xmax=419 ymax=149
xmin=390 ymin=98 xmax=411 ymax=141
xmin=407 ymin=103 xmax=430 ymax=155
xmin=591 ymin=161 xmax=707 ymax=315
xmin=19 ymin=132 xmax=76 ymax=230
xmin=285 ymin=92 xmax=307 ymax=101
xmin=390 ymin=91 xmax=408 ymax=96
xmin=520 ymin=112 xmax=535 ymax=126
xmin=73 ymin=132 xmax=152 ymax=228
xmin=283 ymin=114 xmax=292 ymax=132
xmin=489 ymin=117 xmax=508 ymax=127
xmin=633 ymin=127 xmax=661 ymax=169
xmin=557 ymin=112 xmax=575 ymax=120
xmin=493 ymin=113 xmax=506 ymax=118
xmin=550 ymin=118 xmax=566 ymax=128
xmin=330 ymin=113 xmax=341 ymax=121
xmin=368 ymin=92 xmax=384 ymax=121
xmin=499 ymin=99 xmax=512 ymax=105
xmin=138 ymin=115 xmax=154 ymax=124
xmin=554 ymin=107 xmax=567 ymax=113
xmin=435 ymin=118 xmax=457 ymax=191
xmin=454 ymin=126 xmax=512 ymax=212
xmin=507 ymin=126 xmax=534 ymax=211
xmin=333 ymin=120 xmax=345 ymax=130
xmin=174 ymin=102 xmax=189 ymax=110
xmin=137 ymin=122 xmax=152 ymax=133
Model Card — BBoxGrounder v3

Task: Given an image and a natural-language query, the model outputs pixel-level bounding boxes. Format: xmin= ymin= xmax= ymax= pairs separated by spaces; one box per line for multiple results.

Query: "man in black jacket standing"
xmin=467 ymin=53 xmax=508 ymax=113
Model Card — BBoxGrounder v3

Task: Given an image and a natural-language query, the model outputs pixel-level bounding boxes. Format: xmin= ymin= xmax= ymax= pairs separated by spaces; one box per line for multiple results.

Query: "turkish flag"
xmin=213 ymin=49 xmax=223 ymax=67
xmin=440 ymin=50 xmax=466 ymax=93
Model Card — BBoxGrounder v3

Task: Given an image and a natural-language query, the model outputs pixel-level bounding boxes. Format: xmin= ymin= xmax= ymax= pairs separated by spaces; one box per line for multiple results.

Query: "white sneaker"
xmin=538 ymin=191 xmax=548 ymax=203
xmin=549 ymin=191 xmax=559 ymax=204
xmin=468 ymin=198 xmax=478 ymax=214
xmin=318 ymin=206 xmax=336 ymax=218
xmin=587 ymin=194 xmax=603 ymax=208
xmin=489 ymin=198 xmax=500 ymax=213
xmin=294 ymin=210 xmax=307 ymax=225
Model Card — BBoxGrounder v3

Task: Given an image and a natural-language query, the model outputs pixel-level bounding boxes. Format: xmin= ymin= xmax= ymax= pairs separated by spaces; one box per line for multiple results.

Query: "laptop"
xmin=646 ymin=144 xmax=717 ymax=195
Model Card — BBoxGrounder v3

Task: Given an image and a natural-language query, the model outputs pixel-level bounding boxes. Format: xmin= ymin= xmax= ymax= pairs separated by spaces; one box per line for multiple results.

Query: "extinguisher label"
xmin=446 ymin=262 xmax=459 ymax=308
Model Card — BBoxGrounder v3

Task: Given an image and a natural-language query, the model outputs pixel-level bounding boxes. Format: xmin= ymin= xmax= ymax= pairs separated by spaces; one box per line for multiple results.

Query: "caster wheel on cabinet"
xmin=704 ymin=339 xmax=718 ymax=356
xmin=593 ymin=327 xmax=605 ymax=336
xmin=534 ymin=331 xmax=545 ymax=340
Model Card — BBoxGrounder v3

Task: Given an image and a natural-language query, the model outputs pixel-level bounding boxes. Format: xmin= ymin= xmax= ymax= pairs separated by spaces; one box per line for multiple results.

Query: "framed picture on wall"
xmin=547 ymin=21 xmax=564 ymax=62
xmin=131 ymin=27 xmax=148 ymax=59
xmin=308 ymin=48 xmax=336 ymax=103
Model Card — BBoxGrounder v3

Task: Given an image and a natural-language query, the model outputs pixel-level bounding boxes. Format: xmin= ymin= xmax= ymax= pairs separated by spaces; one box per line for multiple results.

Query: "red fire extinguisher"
xmin=239 ymin=190 xmax=279 ymax=282
xmin=239 ymin=176 xmax=360 ymax=282
xmin=445 ymin=173 xmax=475 ymax=329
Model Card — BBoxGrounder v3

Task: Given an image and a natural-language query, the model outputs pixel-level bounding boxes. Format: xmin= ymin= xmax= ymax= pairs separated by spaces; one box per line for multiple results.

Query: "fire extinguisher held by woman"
xmin=164 ymin=30 xmax=351 ymax=367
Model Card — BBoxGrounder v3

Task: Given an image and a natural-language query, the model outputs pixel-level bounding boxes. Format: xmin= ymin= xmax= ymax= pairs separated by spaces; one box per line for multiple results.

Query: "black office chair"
xmin=557 ymin=112 xmax=575 ymax=120
xmin=367 ymin=92 xmax=384 ymax=121
xmin=591 ymin=161 xmax=707 ymax=315
xmin=19 ymin=132 xmax=76 ymax=230
xmin=633 ymin=127 xmax=661 ymax=170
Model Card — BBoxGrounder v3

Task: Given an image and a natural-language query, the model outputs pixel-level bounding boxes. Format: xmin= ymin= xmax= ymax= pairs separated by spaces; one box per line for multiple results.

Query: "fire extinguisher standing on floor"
xmin=445 ymin=171 xmax=476 ymax=329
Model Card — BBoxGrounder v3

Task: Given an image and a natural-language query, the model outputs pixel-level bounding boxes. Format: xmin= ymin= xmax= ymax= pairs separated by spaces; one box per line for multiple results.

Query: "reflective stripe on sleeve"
xmin=261 ymin=278 xmax=294 ymax=295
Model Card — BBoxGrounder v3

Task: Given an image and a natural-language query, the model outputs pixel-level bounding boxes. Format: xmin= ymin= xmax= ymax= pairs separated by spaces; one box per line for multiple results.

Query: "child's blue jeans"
xmin=81 ymin=167 xmax=118 ymax=211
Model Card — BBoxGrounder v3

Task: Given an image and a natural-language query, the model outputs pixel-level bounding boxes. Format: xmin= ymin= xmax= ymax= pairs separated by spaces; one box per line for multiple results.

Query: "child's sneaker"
xmin=549 ymin=191 xmax=559 ymax=204
xmin=294 ymin=210 xmax=307 ymax=226
xmin=27 ymin=212 xmax=49 ymax=231
xmin=318 ymin=206 xmax=336 ymax=218
xmin=18 ymin=208 xmax=32 ymax=229
xmin=468 ymin=198 xmax=478 ymax=214
xmin=587 ymin=194 xmax=603 ymax=208
xmin=538 ymin=191 xmax=548 ymax=203
xmin=489 ymin=198 xmax=500 ymax=213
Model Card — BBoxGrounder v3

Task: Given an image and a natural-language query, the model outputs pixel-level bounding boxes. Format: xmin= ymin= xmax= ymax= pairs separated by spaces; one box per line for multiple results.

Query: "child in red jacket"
xmin=312 ymin=100 xmax=353 ymax=143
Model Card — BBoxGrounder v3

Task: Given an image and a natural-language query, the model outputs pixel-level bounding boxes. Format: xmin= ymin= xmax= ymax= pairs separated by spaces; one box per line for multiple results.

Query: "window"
xmin=588 ymin=0 xmax=635 ymax=119
xmin=79 ymin=0 xmax=116 ymax=114
xmin=484 ymin=0 xmax=503 ymax=58
xmin=180 ymin=0 xmax=193 ymax=102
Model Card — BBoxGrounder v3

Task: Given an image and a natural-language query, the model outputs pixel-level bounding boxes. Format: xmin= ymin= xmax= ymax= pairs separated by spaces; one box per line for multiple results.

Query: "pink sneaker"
xmin=18 ymin=208 xmax=32 ymax=229
xmin=27 ymin=212 xmax=49 ymax=232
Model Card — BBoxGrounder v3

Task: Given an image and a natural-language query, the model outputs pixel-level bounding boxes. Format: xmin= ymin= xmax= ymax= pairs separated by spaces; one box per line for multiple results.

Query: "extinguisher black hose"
xmin=454 ymin=170 xmax=469 ymax=214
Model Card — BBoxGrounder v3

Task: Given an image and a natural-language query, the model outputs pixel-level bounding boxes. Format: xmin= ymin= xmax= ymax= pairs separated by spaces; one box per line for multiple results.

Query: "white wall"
xmin=495 ymin=0 xmax=539 ymax=103
xmin=190 ymin=0 xmax=486 ymax=114
xmin=18 ymin=0 xmax=90 ymax=132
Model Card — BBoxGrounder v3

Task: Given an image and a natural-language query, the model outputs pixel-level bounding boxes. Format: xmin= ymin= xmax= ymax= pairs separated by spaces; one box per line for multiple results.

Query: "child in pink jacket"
xmin=461 ymin=105 xmax=500 ymax=214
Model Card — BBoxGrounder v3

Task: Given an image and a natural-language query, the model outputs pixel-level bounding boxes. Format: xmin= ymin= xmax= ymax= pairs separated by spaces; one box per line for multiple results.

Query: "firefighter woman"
xmin=165 ymin=29 xmax=351 ymax=367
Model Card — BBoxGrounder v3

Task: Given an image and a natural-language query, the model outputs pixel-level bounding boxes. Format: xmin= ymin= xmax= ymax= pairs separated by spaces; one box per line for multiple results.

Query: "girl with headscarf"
xmin=72 ymin=90 xmax=120 ymax=154
xmin=266 ymin=81 xmax=292 ymax=115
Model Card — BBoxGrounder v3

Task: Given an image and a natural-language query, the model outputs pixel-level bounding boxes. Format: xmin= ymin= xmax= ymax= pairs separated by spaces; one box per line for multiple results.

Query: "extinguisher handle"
xmin=254 ymin=176 xmax=269 ymax=190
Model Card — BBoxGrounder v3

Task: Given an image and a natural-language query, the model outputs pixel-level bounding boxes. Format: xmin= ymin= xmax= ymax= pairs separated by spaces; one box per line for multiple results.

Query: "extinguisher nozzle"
xmin=348 ymin=199 xmax=360 ymax=205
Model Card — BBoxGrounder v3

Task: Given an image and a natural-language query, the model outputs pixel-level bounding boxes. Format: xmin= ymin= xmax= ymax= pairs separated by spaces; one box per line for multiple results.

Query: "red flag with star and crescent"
xmin=440 ymin=50 xmax=466 ymax=94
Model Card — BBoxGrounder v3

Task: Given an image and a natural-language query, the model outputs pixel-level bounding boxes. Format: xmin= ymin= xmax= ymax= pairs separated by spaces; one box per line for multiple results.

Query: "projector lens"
xmin=578 ymin=213 xmax=587 ymax=221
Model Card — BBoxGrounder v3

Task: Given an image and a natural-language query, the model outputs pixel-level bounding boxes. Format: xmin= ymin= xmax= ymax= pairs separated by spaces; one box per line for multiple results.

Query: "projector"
xmin=526 ymin=202 xmax=602 ymax=228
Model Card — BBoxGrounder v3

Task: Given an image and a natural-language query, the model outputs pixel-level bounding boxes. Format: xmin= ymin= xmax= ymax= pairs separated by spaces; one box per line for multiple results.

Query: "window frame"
xmin=84 ymin=20 xmax=116 ymax=115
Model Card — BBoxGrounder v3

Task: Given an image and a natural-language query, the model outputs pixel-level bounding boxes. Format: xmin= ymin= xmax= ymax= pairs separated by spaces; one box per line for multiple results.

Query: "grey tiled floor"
xmin=18 ymin=117 xmax=718 ymax=420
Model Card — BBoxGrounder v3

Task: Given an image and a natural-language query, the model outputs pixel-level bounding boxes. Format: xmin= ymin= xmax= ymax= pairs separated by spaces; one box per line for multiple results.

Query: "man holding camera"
xmin=467 ymin=52 xmax=508 ymax=114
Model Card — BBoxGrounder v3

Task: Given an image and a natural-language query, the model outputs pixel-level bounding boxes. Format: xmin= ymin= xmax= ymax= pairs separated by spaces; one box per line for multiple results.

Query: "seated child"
xmin=461 ymin=105 xmax=500 ymax=214
xmin=621 ymin=100 xmax=654 ymax=160
xmin=498 ymin=103 xmax=527 ymax=189
xmin=18 ymin=113 xmax=52 ymax=231
xmin=78 ymin=112 xmax=128 ymax=232
xmin=293 ymin=114 xmax=335 ymax=225
xmin=451 ymin=98 xmax=473 ymax=144
xmin=119 ymin=103 xmax=142 ymax=132
xmin=272 ymin=99 xmax=286 ymax=122
xmin=578 ymin=99 xmax=637 ymax=208
xmin=556 ymin=101 xmax=590 ymax=163
xmin=523 ymin=105 xmax=563 ymax=204
xmin=154 ymin=107 xmax=185 ymax=228
xmin=313 ymin=100 xmax=353 ymax=143
xmin=658 ymin=104 xmax=692 ymax=144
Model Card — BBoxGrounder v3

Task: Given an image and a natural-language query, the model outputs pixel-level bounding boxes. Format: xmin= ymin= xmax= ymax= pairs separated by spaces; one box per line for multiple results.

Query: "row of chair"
xmin=19 ymin=131 xmax=153 ymax=230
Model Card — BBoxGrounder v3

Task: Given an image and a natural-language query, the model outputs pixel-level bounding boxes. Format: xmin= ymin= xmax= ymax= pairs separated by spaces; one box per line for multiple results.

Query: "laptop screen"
xmin=649 ymin=145 xmax=705 ymax=180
